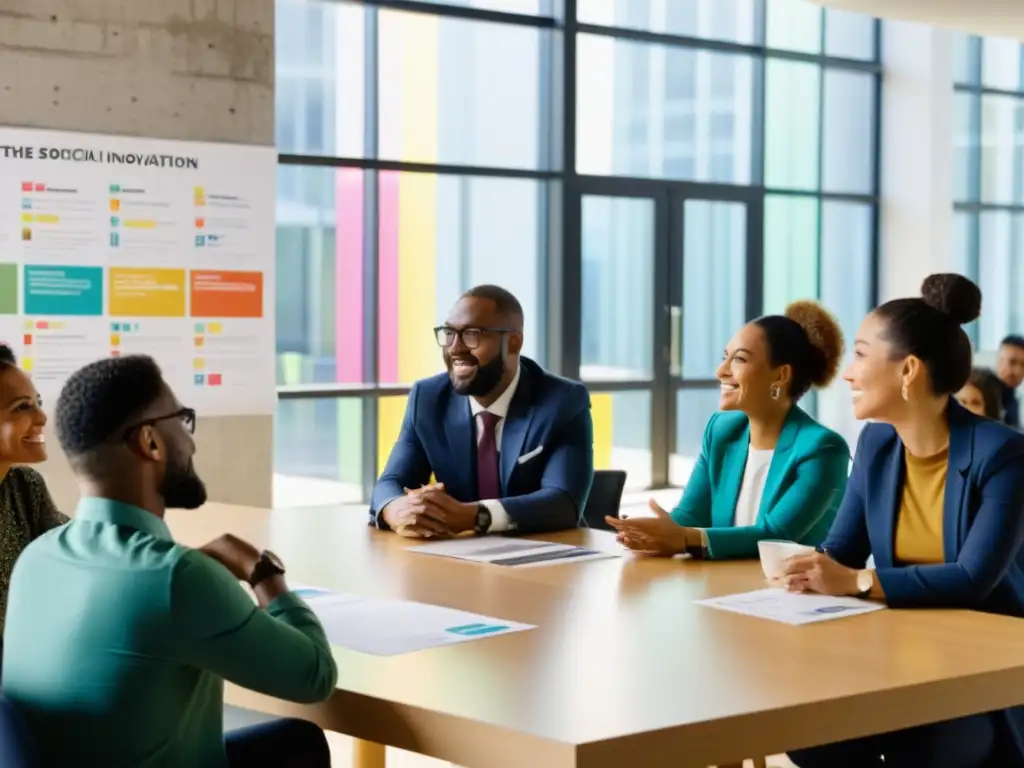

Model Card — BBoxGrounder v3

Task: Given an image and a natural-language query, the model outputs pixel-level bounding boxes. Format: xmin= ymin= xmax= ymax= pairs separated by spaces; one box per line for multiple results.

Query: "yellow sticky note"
xmin=22 ymin=320 xmax=33 ymax=330
xmin=21 ymin=358 xmax=33 ymax=372
xmin=208 ymin=322 xmax=222 ymax=334
xmin=20 ymin=213 xmax=32 ymax=222
xmin=193 ymin=358 xmax=205 ymax=370
xmin=110 ymin=334 xmax=120 ymax=346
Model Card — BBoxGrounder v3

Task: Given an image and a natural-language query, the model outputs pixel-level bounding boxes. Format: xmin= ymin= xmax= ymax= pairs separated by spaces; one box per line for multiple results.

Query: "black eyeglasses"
xmin=433 ymin=326 xmax=514 ymax=349
xmin=122 ymin=407 xmax=196 ymax=440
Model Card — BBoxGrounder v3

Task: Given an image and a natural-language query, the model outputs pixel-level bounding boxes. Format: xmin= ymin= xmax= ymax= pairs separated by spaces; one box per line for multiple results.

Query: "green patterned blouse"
xmin=0 ymin=467 xmax=68 ymax=636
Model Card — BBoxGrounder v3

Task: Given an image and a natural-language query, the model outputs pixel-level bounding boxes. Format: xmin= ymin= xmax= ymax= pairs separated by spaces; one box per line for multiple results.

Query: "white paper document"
xmin=408 ymin=536 xmax=619 ymax=568
xmin=696 ymin=588 xmax=886 ymax=625
xmin=291 ymin=587 xmax=535 ymax=656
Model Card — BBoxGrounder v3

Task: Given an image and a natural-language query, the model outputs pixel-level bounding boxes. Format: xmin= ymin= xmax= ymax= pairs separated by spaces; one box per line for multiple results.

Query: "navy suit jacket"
xmin=823 ymin=400 xmax=1024 ymax=759
xmin=369 ymin=357 xmax=595 ymax=535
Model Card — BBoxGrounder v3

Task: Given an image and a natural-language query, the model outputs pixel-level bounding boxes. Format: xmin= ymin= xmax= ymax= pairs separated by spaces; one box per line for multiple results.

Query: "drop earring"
xmin=770 ymin=383 xmax=781 ymax=401
xmin=901 ymin=383 xmax=909 ymax=402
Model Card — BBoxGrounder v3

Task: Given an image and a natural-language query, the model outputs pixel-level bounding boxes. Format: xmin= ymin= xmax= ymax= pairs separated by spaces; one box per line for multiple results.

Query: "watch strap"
xmin=474 ymin=504 xmax=492 ymax=536
xmin=248 ymin=550 xmax=285 ymax=588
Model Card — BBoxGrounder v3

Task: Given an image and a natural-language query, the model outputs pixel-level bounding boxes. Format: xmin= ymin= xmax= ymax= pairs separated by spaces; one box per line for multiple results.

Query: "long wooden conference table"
xmin=169 ymin=503 xmax=1024 ymax=768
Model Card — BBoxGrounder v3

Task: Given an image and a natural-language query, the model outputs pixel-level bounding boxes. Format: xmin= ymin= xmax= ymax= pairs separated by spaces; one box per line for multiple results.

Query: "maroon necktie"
xmin=476 ymin=411 xmax=501 ymax=501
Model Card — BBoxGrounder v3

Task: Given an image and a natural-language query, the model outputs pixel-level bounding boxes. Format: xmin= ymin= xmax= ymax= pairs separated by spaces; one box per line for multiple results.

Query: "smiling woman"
xmin=609 ymin=301 xmax=851 ymax=561
xmin=0 ymin=343 xmax=68 ymax=654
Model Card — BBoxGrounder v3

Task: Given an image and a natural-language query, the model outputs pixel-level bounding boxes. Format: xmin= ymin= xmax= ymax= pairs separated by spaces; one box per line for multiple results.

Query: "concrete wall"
xmin=0 ymin=0 xmax=275 ymax=512
xmin=879 ymin=20 xmax=956 ymax=302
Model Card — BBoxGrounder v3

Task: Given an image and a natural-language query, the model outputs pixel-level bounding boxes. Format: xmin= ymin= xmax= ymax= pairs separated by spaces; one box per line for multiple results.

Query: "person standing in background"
xmin=995 ymin=335 xmax=1024 ymax=428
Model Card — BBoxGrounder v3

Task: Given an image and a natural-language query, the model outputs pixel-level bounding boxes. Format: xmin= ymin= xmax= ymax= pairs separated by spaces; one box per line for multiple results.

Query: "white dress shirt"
xmin=698 ymin=446 xmax=773 ymax=550
xmin=469 ymin=365 xmax=521 ymax=533
xmin=732 ymin=447 xmax=774 ymax=527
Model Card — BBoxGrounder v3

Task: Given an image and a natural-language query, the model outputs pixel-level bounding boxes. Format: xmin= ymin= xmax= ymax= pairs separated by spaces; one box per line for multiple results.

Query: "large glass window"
xmin=577 ymin=36 xmax=756 ymax=184
xmin=377 ymin=11 xmax=542 ymax=169
xmin=953 ymin=34 xmax=1024 ymax=349
xmin=275 ymin=0 xmax=880 ymax=504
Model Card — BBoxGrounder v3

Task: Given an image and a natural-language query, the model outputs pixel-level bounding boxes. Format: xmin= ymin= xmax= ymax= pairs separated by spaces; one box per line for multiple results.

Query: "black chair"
xmin=581 ymin=470 xmax=627 ymax=530
xmin=0 ymin=693 xmax=38 ymax=768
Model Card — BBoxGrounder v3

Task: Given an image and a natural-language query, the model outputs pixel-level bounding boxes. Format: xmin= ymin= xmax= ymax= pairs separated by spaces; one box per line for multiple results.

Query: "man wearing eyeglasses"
xmin=2 ymin=355 xmax=337 ymax=767
xmin=370 ymin=284 xmax=595 ymax=537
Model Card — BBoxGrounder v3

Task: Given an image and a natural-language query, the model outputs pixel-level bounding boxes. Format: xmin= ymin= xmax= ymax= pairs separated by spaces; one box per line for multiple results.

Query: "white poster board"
xmin=0 ymin=127 xmax=275 ymax=415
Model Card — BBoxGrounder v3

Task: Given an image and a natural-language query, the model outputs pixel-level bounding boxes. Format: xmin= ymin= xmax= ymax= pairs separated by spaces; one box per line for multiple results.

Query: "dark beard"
xmin=450 ymin=354 xmax=506 ymax=398
xmin=161 ymin=457 xmax=208 ymax=509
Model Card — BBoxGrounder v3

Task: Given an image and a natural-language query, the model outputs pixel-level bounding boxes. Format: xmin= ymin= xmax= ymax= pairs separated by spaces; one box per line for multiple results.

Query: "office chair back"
xmin=0 ymin=693 xmax=38 ymax=768
xmin=581 ymin=470 xmax=627 ymax=530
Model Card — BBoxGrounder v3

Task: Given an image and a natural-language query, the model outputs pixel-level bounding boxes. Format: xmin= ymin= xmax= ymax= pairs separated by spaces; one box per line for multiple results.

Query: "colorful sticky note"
xmin=208 ymin=373 xmax=222 ymax=386
xmin=22 ymin=335 xmax=31 ymax=346
xmin=195 ymin=218 xmax=205 ymax=229
xmin=109 ymin=199 xmax=120 ymax=212
xmin=21 ymin=358 xmax=33 ymax=372
xmin=110 ymin=350 xmax=121 ymax=358
xmin=193 ymin=336 xmax=204 ymax=347
xmin=108 ymin=267 xmax=186 ymax=318
xmin=193 ymin=358 xmax=205 ymax=370
xmin=22 ymin=320 xmax=33 ymax=330
xmin=110 ymin=334 xmax=120 ymax=346
xmin=194 ymin=324 xmax=205 ymax=333
xmin=21 ymin=182 xmax=32 ymax=192
xmin=208 ymin=322 xmax=222 ymax=334
xmin=194 ymin=374 xmax=205 ymax=385
xmin=20 ymin=213 xmax=32 ymax=223
xmin=34 ymin=184 xmax=44 ymax=192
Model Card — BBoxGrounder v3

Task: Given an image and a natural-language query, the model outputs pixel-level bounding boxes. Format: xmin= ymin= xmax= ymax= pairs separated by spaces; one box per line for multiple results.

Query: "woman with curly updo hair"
xmin=607 ymin=301 xmax=850 ymax=560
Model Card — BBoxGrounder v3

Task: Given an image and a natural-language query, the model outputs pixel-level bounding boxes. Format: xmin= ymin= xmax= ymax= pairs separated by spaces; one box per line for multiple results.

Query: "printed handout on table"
xmin=408 ymin=536 xmax=619 ymax=568
xmin=291 ymin=587 xmax=535 ymax=656
xmin=696 ymin=587 xmax=886 ymax=626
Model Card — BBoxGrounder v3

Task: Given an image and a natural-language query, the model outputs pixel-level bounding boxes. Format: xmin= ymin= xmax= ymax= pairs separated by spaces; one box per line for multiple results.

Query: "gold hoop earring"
xmin=770 ymin=384 xmax=782 ymax=401
xmin=901 ymin=384 xmax=909 ymax=402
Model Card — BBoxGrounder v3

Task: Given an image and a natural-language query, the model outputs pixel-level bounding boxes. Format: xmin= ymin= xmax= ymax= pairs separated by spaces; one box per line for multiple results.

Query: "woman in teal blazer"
xmin=608 ymin=301 xmax=851 ymax=560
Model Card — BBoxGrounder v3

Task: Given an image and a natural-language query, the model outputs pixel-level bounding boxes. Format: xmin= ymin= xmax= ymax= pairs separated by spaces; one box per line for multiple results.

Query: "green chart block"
xmin=0 ymin=264 xmax=16 ymax=315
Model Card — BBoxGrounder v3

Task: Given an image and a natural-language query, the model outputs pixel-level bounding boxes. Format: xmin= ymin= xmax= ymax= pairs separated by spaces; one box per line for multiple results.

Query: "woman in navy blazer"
xmin=783 ymin=274 xmax=1024 ymax=768
xmin=608 ymin=301 xmax=850 ymax=560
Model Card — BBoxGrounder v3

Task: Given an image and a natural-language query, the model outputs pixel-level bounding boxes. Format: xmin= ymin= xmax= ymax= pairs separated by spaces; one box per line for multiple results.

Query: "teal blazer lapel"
xmin=755 ymin=407 xmax=804 ymax=523
xmin=714 ymin=423 xmax=749 ymax=527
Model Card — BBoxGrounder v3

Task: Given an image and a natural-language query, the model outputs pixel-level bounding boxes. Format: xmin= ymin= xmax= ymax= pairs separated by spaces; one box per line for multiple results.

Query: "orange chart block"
xmin=189 ymin=270 xmax=263 ymax=318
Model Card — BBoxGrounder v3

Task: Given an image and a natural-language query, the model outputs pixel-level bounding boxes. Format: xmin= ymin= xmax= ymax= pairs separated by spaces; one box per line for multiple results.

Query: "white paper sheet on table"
xmin=696 ymin=588 xmax=886 ymax=625
xmin=291 ymin=587 xmax=535 ymax=656
xmin=407 ymin=536 xmax=619 ymax=568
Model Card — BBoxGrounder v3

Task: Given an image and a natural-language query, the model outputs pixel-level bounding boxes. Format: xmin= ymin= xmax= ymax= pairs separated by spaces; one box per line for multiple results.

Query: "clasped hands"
xmin=381 ymin=483 xmax=478 ymax=539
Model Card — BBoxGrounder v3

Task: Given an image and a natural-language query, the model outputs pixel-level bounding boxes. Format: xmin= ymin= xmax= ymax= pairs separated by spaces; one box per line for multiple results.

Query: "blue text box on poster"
xmin=23 ymin=265 xmax=104 ymax=316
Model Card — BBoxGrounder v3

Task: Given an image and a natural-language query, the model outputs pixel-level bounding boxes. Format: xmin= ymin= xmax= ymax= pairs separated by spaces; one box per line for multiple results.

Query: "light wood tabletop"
xmin=168 ymin=503 xmax=1024 ymax=768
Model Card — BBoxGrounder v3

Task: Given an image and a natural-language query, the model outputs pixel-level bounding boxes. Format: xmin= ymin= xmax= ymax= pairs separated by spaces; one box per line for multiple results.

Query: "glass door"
xmin=665 ymin=194 xmax=760 ymax=487
xmin=577 ymin=182 xmax=665 ymax=491
xmin=574 ymin=178 xmax=761 ymax=490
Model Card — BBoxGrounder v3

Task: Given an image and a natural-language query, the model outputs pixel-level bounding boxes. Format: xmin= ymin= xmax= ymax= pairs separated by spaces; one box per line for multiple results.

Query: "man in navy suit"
xmin=370 ymin=285 xmax=594 ymax=537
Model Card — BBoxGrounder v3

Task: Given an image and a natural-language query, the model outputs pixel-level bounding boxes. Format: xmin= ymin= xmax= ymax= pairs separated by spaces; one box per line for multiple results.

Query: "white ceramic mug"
xmin=757 ymin=540 xmax=815 ymax=581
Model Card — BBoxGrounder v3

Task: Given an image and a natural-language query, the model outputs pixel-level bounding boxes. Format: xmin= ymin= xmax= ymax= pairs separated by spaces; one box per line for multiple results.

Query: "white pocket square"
xmin=516 ymin=445 xmax=544 ymax=465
